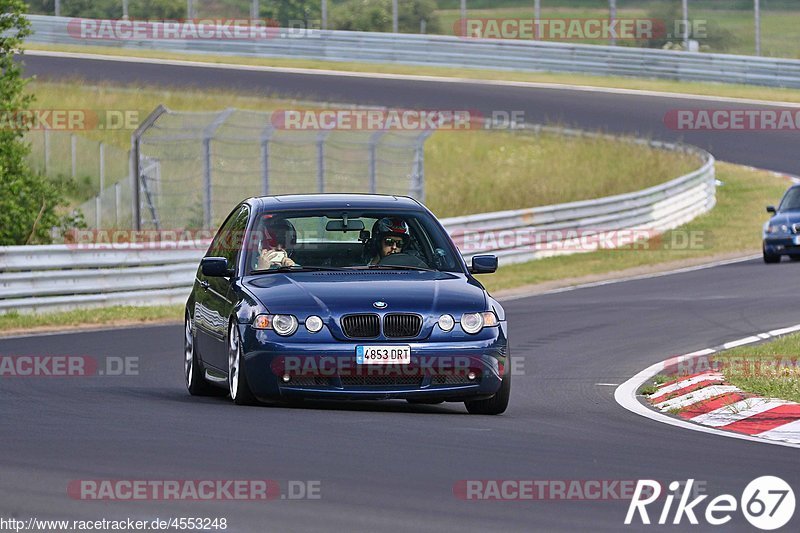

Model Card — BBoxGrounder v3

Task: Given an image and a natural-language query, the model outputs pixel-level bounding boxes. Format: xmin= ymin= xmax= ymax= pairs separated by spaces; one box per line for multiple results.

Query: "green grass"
xmin=479 ymin=162 xmax=788 ymax=293
xmin=425 ymin=129 xmax=698 ymax=217
xmin=0 ymin=305 xmax=183 ymax=335
xmin=25 ymin=43 xmax=800 ymax=105
xmin=713 ymin=333 xmax=800 ymax=404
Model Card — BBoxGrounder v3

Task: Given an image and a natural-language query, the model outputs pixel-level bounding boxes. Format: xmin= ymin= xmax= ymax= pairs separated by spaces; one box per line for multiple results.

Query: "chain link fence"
xmin=131 ymin=106 xmax=431 ymax=230
xmin=24 ymin=106 xmax=434 ymax=232
xmin=26 ymin=128 xmax=132 ymax=228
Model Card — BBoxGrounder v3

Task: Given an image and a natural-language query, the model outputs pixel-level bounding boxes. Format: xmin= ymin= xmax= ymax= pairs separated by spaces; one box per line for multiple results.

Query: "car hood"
xmin=769 ymin=211 xmax=800 ymax=228
xmin=244 ymin=270 xmax=487 ymax=318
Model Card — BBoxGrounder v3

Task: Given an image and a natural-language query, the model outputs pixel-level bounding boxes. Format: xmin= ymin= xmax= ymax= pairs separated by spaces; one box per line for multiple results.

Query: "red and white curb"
xmin=615 ymin=324 xmax=800 ymax=449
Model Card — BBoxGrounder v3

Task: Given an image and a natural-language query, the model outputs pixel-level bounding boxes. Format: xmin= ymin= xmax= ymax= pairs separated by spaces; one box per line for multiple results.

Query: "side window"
xmin=207 ymin=205 xmax=250 ymax=272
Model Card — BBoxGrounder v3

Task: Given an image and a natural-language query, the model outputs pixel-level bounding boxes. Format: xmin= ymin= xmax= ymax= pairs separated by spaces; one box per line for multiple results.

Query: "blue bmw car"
xmin=763 ymin=184 xmax=800 ymax=263
xmin=184 ymin=194 xmax=510 ymax=414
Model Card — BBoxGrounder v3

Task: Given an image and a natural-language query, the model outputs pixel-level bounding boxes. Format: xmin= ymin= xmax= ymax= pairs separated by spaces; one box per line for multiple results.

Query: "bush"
xmin=332 ymin=0 xmax=440 ymax=33
xmin=638 ymin=2 xmax=740 ymax=53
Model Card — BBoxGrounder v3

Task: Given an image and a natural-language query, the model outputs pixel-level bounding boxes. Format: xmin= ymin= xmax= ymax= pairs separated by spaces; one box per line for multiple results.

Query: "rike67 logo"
xmin=625 ymin=477 xmax=795 ymax=530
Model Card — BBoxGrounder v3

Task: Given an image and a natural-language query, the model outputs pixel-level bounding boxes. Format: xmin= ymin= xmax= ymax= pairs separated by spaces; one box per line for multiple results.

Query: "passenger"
xmin=366 ymin=217 xmax=410 ymax=266
xmin=257 ymin=218 xmax=297 ymax=269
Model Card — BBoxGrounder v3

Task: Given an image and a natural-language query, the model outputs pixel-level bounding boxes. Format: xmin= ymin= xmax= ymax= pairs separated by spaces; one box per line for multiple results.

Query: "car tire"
xmin=790 ymin=256 xmax=800 ymax=262
xmin=763 ymin=247 xmax=781 ymax=263
xmin=465 ymin=371 xmax=511 ymax=415
xmin=228 ymin=322 xmax=257 ymax=406
xmin=184 ymin=312 xmax=219 ymax=396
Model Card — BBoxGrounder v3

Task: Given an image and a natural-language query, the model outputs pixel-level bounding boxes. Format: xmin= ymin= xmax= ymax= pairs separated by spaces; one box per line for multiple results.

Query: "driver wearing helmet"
xmin=367 ymin=217 xmax=410 ymax=266
xmin=257 ymin=218 xmax=297 ymax=269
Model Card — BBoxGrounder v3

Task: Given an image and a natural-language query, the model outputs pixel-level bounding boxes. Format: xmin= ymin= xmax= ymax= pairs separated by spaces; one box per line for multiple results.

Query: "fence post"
xmin=130 ymin=105 xmax=169 ymax=230
xmin=412 ymin=131 xmax=434 ymax=201
xmin=368 ymin=131 xmax=386 ymax=194
xmin=95 ymin=195 xmax=101 ymax=229
xmin=202 ymin=108 xmax=235 ymax=228
xmin=71 ymin=134 xmax=77 ymax=179
xmin=316 ymin=131 xmax=330 ymax=193
xmin=99 ymin=142 xmax=105 ymax=192
xmin=43 ymin=129 xmax=51 ymax=175
xmin=115 ymin=182 xmax=121 ymax=227
xmin=260 ymin=125 xmax=274 ymax=196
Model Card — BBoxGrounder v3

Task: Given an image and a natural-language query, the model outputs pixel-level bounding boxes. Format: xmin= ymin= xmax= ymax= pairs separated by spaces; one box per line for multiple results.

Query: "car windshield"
xmin=779 ymin=187 xmax=800 ymax=212
xmin=243 ymin=210 xmax=463 ymax=275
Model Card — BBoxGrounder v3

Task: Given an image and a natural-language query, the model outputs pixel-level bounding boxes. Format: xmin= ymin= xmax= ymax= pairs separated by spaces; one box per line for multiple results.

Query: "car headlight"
xmin=437 ymin=314 xmax=455 ymax=332
xmin=305 ymin=315 xmax=323 ymax=333
xmin=253 ymin=314 xmax=298 ymax=336
xmin=765 ymin=223 xmax=788 ymax=235
xmin=460 ymin=312 xmax=498 ymax=334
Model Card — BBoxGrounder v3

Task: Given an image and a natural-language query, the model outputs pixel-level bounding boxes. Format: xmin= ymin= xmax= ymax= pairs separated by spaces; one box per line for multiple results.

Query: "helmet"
xmin=372 ymin=217 xmax=410 ymax=243
xmin=262 ymin=217 xmax=297 ymax=250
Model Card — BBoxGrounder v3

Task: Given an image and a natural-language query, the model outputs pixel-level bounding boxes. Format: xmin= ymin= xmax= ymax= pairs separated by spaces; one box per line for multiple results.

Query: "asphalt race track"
xmin=1 ymin=54 xmax=798 ymax=531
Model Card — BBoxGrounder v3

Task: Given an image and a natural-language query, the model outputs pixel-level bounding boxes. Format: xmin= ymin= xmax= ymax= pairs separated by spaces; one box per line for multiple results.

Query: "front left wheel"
xmin=465 ymin=371 xmax=511 ymax=415
xmin=185 ymin=312 xmax=218 ymax=396
xmin=763 ymin=245 xmax=781 ymax=263
xmin=228 ymin=322 xmax=257 ymax=405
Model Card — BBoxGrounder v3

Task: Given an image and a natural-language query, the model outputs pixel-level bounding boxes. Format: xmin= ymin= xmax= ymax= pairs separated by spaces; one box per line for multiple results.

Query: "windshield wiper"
xmin=250 ymin=265 xmax=348 ymax=274
xmin=368 ymin=265 xmax=436 ymax=272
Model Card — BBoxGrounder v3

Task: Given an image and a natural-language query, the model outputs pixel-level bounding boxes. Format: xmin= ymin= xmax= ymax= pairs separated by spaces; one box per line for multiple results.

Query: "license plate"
xmin=356 ymin=345 xmax=411 ymax=364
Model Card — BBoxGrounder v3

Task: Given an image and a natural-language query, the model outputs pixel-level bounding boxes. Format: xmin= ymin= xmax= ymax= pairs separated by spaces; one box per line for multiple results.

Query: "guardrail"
xmin=445 ymin=129 xmax=716 ymax=264
xmin=26 ymin=15 xmax=800 ymax=88
xmin=0 ymin=127 xmax=714 ymax=315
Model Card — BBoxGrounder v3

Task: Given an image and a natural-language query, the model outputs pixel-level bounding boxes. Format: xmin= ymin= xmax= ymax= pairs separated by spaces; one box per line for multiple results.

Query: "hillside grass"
xmin=27 ymin=80 xmax=698 ymax=219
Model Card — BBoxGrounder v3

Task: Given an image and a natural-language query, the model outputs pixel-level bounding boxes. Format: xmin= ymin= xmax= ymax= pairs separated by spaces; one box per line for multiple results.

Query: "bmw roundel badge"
xmin=373 ymin=301 xmax=388 ymax=309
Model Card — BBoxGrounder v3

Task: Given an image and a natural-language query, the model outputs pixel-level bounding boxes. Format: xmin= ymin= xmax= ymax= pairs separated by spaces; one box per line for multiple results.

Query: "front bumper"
xmin=238 ymin=323 xmax=509 ymax=401
xmin=763 ymin=236 xmax=800 ymax=256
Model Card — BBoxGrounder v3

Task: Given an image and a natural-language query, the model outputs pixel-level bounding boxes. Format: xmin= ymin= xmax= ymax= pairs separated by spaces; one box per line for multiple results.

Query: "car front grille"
xmin=341 ymin=314 xmax=380 ymax=338
xmin=285 ymin=376 xmax=329 ymax=387
xmin=339 ymin=375 xmax=423 ymax=387
xmin=432 ymin=374 xmax=476 ymax=386
xmin=384 ymin=314 xmax=422 ymax=338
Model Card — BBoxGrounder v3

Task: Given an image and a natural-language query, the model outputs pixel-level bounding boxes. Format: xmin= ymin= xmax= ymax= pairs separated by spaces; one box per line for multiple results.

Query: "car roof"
xmin=249 ymin=194 xmax=423 ymax=211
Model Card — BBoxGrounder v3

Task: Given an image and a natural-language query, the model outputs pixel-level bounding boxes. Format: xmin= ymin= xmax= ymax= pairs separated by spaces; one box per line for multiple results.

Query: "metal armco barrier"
xmin=0 ymin=128 xmax=714 ymax=315
xmin=26 ymin=15 xmax=800 ymax=88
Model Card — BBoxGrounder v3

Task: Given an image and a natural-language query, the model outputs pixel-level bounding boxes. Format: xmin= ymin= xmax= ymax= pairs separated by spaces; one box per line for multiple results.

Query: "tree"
xmin=0 ymin=0 xmax=75 ymax=245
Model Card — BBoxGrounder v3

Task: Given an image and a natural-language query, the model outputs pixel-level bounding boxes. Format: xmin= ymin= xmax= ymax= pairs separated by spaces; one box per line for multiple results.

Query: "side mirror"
xmin=201 ymin=257 xmax=230 ymax=277
xmin=469 ymin=255 xmax=498 ymax=274
xmin=766 ymin=205 xmax=777 ymax=215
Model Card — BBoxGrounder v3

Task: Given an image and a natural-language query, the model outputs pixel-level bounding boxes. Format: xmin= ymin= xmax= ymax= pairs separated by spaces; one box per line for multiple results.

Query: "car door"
xmin=194 ymin=204 xmax=250 ymax=372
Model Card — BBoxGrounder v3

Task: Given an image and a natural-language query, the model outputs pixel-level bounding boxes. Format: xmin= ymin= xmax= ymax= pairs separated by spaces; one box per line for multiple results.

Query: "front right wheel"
xmin=465 ymin=371 xmax=510 ymax=415
xmin=763 ymin=246 xmax=781 ymax=263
